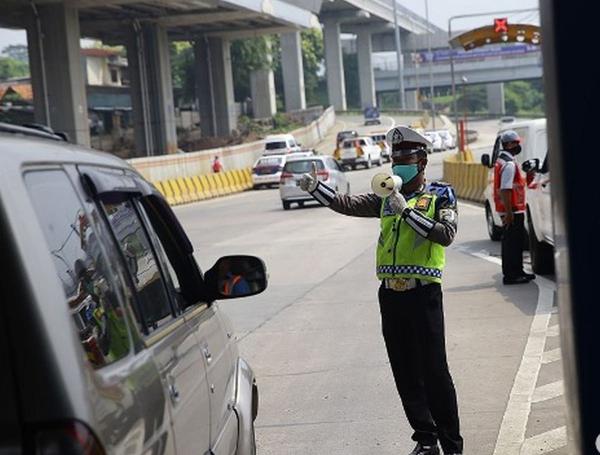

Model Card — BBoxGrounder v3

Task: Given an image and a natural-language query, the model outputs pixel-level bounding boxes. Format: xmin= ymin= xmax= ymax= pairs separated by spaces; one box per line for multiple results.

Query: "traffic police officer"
xmin=299 ymin=126 xmax=463 ymax=455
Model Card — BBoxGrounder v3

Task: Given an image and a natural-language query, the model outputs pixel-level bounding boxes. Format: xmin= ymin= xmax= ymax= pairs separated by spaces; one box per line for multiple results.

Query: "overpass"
xmin=0 ymin=0 xmax=436 ymax=156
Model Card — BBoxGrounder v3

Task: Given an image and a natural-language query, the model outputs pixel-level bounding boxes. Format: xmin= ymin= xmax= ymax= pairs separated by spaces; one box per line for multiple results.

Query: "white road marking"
xmin=541 ymin=348 xmax=561 ymax=364
xmin=547 ymin=325 xmax=559 ymax=337
xmin=532 ymin=380 xmax=564 ymax=403
xmin=520 ymin=426 xmax=567 ymax=455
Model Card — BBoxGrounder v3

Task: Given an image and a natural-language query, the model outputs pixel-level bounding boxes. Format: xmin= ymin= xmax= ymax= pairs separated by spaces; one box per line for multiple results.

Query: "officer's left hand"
xmin=388 ymin=189 xmax=408 ymax=214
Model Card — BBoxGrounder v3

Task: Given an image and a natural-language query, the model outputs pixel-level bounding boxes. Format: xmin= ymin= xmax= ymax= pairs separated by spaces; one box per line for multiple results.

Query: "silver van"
xmin=0 ymin=123 xmax=264 ymax=454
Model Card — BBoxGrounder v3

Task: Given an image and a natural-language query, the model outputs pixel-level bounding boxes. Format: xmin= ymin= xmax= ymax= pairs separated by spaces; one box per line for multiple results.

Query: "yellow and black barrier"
xmin=443 ymin=154 xmax=489 ymax=203
xmin=153 ymin=167 xmax=254 ymax=206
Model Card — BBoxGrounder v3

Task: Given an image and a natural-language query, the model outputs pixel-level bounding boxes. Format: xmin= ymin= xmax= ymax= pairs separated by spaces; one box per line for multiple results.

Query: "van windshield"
xmin=266 ymin=141 xmax=287 ymax=150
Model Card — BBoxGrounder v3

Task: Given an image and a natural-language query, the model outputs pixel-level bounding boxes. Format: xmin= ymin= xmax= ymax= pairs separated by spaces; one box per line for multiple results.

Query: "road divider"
xmin=443 ymin=154 xmax=489 ymax=203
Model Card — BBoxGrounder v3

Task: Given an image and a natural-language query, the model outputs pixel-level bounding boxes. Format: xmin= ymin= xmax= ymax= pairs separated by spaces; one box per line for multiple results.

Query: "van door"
xmin=99 ymin=192 xmax=211 ymax=455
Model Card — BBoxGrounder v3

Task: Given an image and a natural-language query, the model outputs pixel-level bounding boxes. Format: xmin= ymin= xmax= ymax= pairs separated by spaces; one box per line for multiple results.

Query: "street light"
xmin=392 ymin=0 xmax=405 ymax=109
xmin=424 ymin=0 xmax=435 ymax=130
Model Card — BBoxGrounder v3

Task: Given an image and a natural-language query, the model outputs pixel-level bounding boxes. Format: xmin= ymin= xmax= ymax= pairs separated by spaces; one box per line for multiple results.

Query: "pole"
xmin=425 ymin=0 xmax=436 ymax=130
xmin=415 ymin=57 xmax=421 ymax=109
xmin=392 ymin=0 xmax=405 ymax=109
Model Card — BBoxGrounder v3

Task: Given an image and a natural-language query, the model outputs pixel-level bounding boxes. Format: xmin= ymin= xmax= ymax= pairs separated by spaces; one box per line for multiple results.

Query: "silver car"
xmin=279 ymin=155 xmax=350 ymax=210
xmin=0 ymin=122 xmax=264 ymax=455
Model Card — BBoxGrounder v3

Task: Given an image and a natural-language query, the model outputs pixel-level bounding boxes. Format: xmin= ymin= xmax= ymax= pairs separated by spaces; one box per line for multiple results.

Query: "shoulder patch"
xmin=414 ymin=195 xmax=432 ymax=211
xmin=426 ymin=181 xmax=456 ymax=204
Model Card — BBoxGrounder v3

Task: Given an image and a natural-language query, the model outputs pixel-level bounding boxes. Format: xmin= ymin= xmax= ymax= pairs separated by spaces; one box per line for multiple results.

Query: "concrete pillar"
xmin=405 ymin=90 xmax=419 ymax=110
xmin=250 ymin=42 xmax=276 ymax=119
xmin=194 ymin=38 xmax=236 ymax=137
xmin=323 ymin=20 xmax=347 ymax=111
xmin=281 ymin=31 xmax=306 ymax=112
xmin=356 ymin=30 xmax=376 ymax=109
xmin=487 ymin=82 xmax=505 ymax=115
xmin=27 ymin=4 xmax=89 ymax=146
xmin=125 ymin=24 xmax=178 ymax=156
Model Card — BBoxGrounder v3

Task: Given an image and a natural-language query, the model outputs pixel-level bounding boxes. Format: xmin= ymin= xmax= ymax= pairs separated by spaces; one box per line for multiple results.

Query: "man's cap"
xmin=386 ymin=126 xmax=431 ymax=157
xmin=500 ymin=130 xmax=521 ymax=144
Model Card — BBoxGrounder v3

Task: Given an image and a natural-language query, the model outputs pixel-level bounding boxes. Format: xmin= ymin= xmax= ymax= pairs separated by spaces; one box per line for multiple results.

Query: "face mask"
xmin=512 ymin=145 xmax=522 ymax=155
xmin=392 ymin=163 xmax=420 ymax=183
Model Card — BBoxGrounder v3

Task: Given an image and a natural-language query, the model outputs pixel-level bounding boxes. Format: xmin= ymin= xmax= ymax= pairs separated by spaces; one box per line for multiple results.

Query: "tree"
xmin=0 ymin=57 xmax=29 ymax=81
xmin=170 ymin=41 xmax=195 ymax=105
xmin=300 ymin=29 xmax=325 ymax=106
xmin=231 ymin=36 xmax=274 ymax=102
xmin=2 ymin=44 xmax=28 ymax=63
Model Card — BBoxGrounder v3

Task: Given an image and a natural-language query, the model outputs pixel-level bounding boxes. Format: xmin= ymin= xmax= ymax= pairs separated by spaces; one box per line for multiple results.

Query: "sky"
xmin=0 ymin=0 xmax=540 ymax=54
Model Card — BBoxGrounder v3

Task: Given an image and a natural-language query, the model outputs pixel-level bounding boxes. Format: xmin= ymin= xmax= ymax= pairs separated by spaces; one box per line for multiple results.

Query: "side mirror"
xmin=522 ymin=158 xmax=540 ymax=173
xmin=481 ymin=154 xmax=491 ymax=168
xmin=204 ymin=255 xmax=268 ymax=300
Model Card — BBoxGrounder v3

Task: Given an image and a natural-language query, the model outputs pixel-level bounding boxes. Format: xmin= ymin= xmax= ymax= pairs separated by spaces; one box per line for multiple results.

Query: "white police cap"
xmin=386 ymin=126 xmax=432 ymax=156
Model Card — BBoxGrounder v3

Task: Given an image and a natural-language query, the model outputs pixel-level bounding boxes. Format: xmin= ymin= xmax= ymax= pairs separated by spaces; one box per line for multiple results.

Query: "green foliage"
xmin=231 ymin=36 xmax=275 ymax=101
xmin=504 ymin=80 xmax=545 ymax=115
xmin=342 ymin=52 xmax=360 ymax=109
xmin=2 ymin=44 xmax=28 ymax=63
xmin=0 ymin=57 xmax=29 ymax=81
xmin=301 ymin=29 xmax=325 ymax=106
xmin=170 ymin=41 xmax=195 ymax=104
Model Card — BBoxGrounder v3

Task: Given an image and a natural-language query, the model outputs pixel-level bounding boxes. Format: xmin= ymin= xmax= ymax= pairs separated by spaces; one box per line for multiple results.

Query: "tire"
xmin=486 ymin=203 xmax=503 ymax=241
xmin=377 ymin=157 xmax=382 ymax=166
xmin=351 ymin=164 xmax=356 ymax=171
xmin=527 ymin=211 xmax=554 ymax=275
xmin=298 ymin=201 xmax=305 ymax=208
xmin=282 ymin=200 xmax=290 ymax=210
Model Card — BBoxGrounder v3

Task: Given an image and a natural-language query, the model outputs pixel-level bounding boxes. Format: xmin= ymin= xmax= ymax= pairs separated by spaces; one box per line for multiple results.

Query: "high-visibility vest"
xmin=493 ymin=152 xmax=526 ymax=214
xmin=376 ymin=191 xmax=445 ymax=283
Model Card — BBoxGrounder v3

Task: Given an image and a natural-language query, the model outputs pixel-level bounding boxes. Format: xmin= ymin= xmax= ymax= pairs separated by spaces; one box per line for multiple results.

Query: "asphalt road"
xmin=173 ymin=116 xmax=565 ymax=455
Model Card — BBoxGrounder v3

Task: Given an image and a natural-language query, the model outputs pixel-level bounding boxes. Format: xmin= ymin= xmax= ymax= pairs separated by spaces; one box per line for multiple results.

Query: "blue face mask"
xmin=392 ymin=164 xmax=420 ymax=183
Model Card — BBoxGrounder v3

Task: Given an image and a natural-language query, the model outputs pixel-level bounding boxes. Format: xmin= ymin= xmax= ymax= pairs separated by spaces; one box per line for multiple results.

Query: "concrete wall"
xmin=129 ymin=106 xmax=336 ymax=182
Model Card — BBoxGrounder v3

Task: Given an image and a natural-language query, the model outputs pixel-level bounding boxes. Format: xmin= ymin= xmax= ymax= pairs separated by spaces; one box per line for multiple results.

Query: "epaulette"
xmin=426 ymin=181 xmax=456 ymax=204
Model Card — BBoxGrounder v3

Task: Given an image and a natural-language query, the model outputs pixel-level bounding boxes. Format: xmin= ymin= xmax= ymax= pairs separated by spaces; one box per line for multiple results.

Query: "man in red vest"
xmin=493 ymin=130 xmax=536 ymax=285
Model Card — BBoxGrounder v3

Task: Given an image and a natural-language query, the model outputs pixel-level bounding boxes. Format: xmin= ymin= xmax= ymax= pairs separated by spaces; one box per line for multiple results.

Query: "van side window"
xmin=25 ymin=170 xmax=131 ymax=368
xmin=102 ymin=199 xmax=174 ymax=333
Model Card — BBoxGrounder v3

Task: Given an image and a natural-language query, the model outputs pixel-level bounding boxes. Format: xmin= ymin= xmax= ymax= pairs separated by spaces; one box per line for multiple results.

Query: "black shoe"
xmin=523 ymin=272 xmax=536 ymax=280
xmin=503 ymin=275 xmax=532 ymax=285
xmin=408 ymin=442 xmax=440 ymax=455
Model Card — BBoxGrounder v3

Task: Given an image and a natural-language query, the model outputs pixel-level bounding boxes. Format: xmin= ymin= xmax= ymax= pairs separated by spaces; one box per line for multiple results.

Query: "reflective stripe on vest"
xmin=376 ymin=193 xmax=445 ymax=283
xmin=223 ymin=275 xmax=241 ymax=295
xmin=493 ymin=155 xmax=526 ymax=213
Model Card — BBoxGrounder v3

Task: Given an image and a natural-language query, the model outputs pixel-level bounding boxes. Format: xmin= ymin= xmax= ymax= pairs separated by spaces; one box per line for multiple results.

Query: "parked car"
xmin=263 ymin=133 xmax=302 ymax=155
xmin=424 ymin=131 xmax=444 ymax=152
xmin=334 ymin=136 xmax=382 ymax=170
xmin=252 ymin=155 xmax=287 ymax=189
xmin=436 ymin=129 xmax=455 ymax=150
xmin=279 ymin=155 xmax=350 ymax=210
xmin=370 ymin=132 xmax=392 ymax=162
xmin=522 ymin=151 xmax=554 ymax=274
xmin=0 ymin=122 xmax=264 ymax=454
xmin=363 ymin=106 xmax=381 ymax=126
xmin=481 ymin=118 xmax=547 ymax=241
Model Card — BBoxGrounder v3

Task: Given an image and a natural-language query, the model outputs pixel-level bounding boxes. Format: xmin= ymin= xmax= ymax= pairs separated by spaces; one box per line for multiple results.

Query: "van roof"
xmin=265 ymin=134 xmax=294 ymax=141
xmin=498 ymin=118 xmax=546 ymax=134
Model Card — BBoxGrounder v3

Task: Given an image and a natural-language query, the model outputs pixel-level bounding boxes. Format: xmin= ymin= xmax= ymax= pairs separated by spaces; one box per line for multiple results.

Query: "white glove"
xmin=299 ymin=162 xmax=319 ymax=192
xmin=388 ymin=188 xmax=408 ymax=214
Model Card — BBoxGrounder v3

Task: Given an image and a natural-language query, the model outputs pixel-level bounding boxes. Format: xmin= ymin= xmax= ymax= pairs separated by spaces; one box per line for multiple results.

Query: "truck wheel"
xmin=486 ymin=203 xmax=502 ymax=241
xmin=527 ymin=212 xmax=554 ymax=275
xmin=282 ymin=201 xmax=291 ymax=210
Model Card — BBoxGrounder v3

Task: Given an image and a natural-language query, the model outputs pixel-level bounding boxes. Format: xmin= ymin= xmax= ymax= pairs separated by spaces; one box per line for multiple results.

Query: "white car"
xmin=481 ymin=119 xmax=547 ymax=241
xmin=336 ymin=136 xmax=382 ymax=170
xmin=522 ymin=151 xmax=554 ymax=274
xmin=252 ymin=155 xmax=287 ymax=189
xmin=370 ymin=133 xmax=392 ymax=162
xmin=436 ymin=130 xmax=455 ymax=150
xmin=263 ymin=134 xmax=302 ymax=156
xmin=279 ymin=155 xmax=350 ymax=210
xmin=424 ymin=131 xmax=443 ymax=152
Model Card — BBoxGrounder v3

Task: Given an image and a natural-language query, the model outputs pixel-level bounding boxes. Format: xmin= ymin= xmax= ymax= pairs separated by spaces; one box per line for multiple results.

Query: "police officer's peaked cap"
xmin=386 ymin=126 xmax=432 ymax=157
xmin=500 ymin=130 xmax=521 ymax=144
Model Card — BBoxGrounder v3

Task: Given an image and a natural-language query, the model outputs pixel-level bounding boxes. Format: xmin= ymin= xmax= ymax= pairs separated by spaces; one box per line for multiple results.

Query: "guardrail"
xmin=128 ymin=106 xmax=336 ymax=205
xmin=443 ymin=154 xmax=489 ymax=203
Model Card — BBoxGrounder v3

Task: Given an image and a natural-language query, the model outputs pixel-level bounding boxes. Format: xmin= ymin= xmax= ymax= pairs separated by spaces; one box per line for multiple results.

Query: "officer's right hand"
xmin=299 ymin=161 xmax=319 ymax=192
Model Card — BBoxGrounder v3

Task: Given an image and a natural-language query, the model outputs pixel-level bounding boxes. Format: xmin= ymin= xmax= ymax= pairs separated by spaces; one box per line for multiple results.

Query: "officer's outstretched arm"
xmin=401 ymin=184 xmax=458 ymax=247
xmin=299 ymin=162 xmax=381 ymax=217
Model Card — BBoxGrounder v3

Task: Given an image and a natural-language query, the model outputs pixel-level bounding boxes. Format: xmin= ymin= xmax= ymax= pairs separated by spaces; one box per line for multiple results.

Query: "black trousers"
xmin=379 ymin=283 xmax=463 ymax=454
xmin=501 ymin=212 xmax=526 ymax=278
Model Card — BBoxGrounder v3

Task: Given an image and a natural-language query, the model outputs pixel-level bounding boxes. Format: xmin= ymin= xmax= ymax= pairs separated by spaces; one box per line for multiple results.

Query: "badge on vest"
xmin=414 ymin=196 xmax=432 ymax=211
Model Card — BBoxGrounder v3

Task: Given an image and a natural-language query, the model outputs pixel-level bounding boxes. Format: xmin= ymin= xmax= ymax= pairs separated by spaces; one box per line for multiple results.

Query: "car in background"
xmin=263 ymin=133 xmax=302 ymax=155
xmin=336 ymin=129 xmax=358 ymax=148
xmin=424 ymin=131 xmax=444 ymax=152
xmin=522 ymin=151 xmax=554 ymax=274
xmin=370 ymin=132 xmax=391 ymax=162
xmin=363 ymin=106 xmax=381 ymax=126
xmin=0 ymin=122 xmax=264 ymax=454
xmin=498 ymin=116 xmax=516 ymax=126
xmin=334 ymin=136 xmax=382 ymax=170
xmin=252 ymin=155 xmax=287 ymax=189
xmin=279 ymin=155 xmax=350 ymax=210
xmin=436 ymin=129 xmax=455 ymax=150
xmin=481 ymin=118 xmax=547 ymax=241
